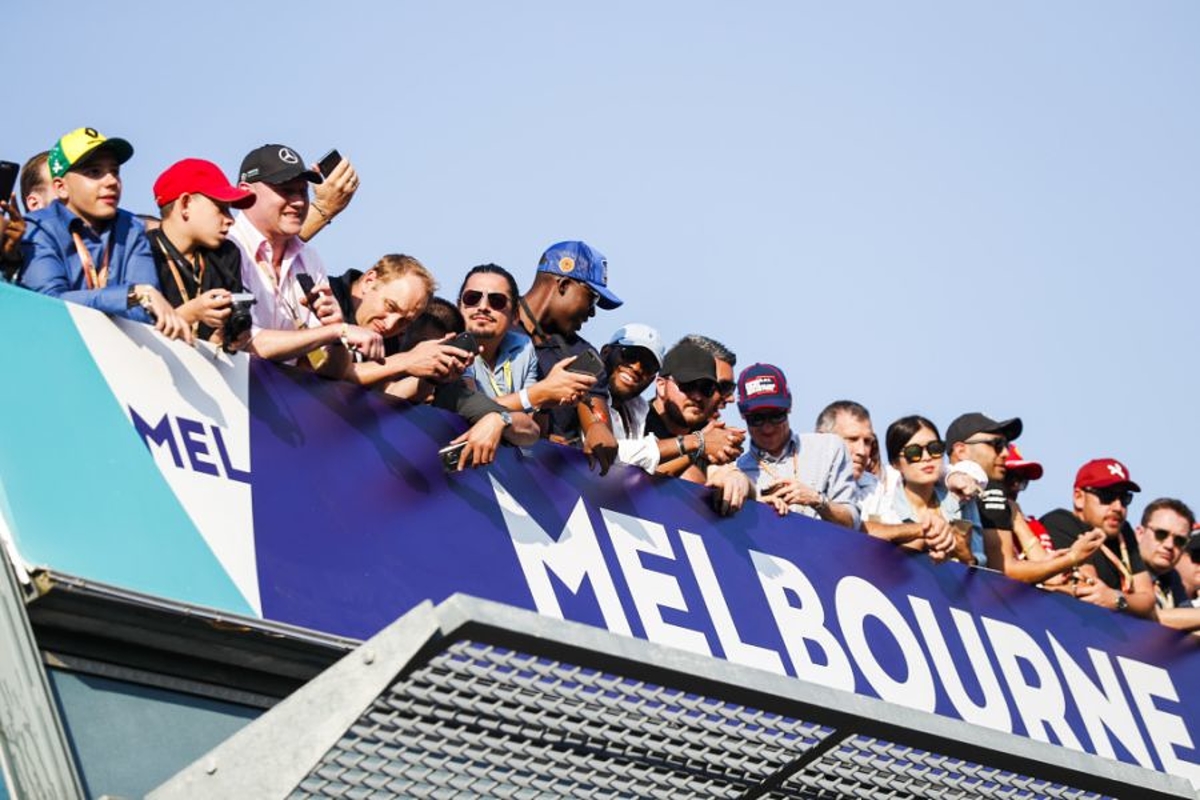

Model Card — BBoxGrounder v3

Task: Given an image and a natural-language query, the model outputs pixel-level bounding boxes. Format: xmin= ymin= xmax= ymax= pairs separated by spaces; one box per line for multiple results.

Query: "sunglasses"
xmin=616 ymin=345 xmax=657 ymax=369
xmin=1083 ymin=486 xmax=1134 ymax=507
xmin=717 ymin=380 xmax=736 ymax=398
xmin=963 ymin=436 xmax=1007 ymax=454
xmin=901 ymin=440 xmax=947 ymax=462
xmin=745 ymin=411 xmax=788 ymax=428
xmin=673 ymin=377 xmax=718 ymax=397
xmin=1148 ymin=527 xmax=1189 ymax=550
xmin=460 ymin=290 xmax=509 ymax=312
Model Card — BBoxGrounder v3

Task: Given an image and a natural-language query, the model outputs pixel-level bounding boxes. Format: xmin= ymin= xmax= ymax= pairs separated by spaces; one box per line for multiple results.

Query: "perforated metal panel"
xmin=150 ymin=597 xmax=1194 ymax=800
xmin=288 ymin=640 xmax=1112 ymax=800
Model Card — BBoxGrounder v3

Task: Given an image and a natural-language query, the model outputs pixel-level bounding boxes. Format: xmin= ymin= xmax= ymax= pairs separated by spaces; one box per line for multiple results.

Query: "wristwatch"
xmin=1114 ymin=593 xmax=1129 ymax=613
xmin=814 ymin=492 xmax=830 ymax=516
xmin=497 ymin=410 xmax=513 ymax=428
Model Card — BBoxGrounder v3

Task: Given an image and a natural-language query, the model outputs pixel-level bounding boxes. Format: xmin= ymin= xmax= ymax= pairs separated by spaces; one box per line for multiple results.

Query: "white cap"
xmin=607 ymin=323 xmax=665 ymax=370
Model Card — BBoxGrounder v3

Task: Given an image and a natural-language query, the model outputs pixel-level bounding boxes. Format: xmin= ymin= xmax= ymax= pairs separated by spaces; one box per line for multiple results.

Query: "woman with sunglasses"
xmin=859 ymin=416 xmax=979 ymax=562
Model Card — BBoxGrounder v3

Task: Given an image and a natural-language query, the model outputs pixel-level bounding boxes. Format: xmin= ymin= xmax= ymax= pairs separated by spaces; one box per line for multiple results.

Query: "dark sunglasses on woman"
xmin=901 ymin=440 xmax=947 ymax=462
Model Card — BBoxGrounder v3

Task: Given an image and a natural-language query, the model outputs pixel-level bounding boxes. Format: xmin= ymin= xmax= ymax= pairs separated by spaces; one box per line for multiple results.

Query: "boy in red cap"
xmin=150 ymin=158 xmax=256 ymax=345
xmin=1040 ymin=458 xmax=1156 ymax=619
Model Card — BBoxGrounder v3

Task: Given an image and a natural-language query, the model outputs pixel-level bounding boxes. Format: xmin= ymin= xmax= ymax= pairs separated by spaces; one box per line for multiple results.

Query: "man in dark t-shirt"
xmin=150 ymin=159 xmax=256 ymax=344
xmin=945 ymin=412 xmax=1024 ymax=566
xmin=1041 ymin=458 xmax=1156 ymax=619
xmin=515 ymin=241 xmax=621 ymax=474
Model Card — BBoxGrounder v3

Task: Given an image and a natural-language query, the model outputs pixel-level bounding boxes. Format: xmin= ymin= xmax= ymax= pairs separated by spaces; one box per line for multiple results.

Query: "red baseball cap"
xmin=1074 ymin=458 xmax=1141 ymax=492
xmin=1004 ymin=444 xmax=1043 ymax=480
xmin=153 ymin=158 xmax=256 ymax=209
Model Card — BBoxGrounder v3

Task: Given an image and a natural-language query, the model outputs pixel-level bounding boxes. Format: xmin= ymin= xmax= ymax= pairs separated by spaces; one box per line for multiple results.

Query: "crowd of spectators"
xmin=3 ymin=126 xmax=1198 ymax=632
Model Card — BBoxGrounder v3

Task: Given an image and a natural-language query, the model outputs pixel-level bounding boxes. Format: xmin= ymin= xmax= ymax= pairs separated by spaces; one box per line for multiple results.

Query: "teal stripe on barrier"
xmin=0 ymin=284 xmax=252 ymax=615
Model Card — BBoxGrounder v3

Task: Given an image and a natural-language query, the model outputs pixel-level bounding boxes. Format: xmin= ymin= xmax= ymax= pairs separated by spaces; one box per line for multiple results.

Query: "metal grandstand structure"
xmin=148 ymin=595 xmax=1194 ymax=800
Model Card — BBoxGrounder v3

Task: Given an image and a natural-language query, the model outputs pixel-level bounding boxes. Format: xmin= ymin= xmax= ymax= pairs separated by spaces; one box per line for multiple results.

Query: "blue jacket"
xmin=20 ymin=201 xmax=156 ymax=322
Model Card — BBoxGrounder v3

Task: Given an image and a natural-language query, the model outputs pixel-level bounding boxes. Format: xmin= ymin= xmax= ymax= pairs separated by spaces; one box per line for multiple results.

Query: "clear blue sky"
xmin=11 ymin=2 xmax=1200 ymax=518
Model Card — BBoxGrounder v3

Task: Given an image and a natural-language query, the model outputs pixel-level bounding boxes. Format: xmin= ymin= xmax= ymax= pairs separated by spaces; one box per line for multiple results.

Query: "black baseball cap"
xmin=660 ymin=342 xmax=716 ymax=384
xmin=238 ymin=144 xmax=322 ymax=185
xmin=946 ymin=412 xmax=1022 ymax=447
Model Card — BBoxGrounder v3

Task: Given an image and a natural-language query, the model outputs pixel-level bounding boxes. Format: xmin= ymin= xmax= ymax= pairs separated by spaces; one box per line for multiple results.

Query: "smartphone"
xmin=0 ymin=161 xmax=18 ymax=201
xmin=446 ymin=331 xmax=479 ymax=355
xmin=295 ymin=273 xmax=318 ymax=305
xmin=566 ymin=348 xmax=604 ymax=378
xmin=438 ymin=441 xmax=467 ymax=471
xmin=317 ymin=149 xmax=343 ymax=178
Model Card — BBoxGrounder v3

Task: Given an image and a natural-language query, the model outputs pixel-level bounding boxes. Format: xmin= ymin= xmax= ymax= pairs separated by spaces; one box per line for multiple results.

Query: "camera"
xmin=223 ymin=293 xmax=256 ymax=353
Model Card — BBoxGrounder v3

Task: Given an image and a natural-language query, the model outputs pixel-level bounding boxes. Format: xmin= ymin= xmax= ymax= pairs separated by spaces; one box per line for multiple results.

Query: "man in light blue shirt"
xmin=734 ymin=363 xmax=859 ymax=529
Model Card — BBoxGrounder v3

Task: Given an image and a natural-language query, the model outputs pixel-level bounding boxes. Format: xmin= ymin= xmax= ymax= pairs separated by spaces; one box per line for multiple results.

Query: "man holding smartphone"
xmin=514 ymin=241 xmax=621 ymax=474
xmin=229 ymin=143 xmax=383 ymax=373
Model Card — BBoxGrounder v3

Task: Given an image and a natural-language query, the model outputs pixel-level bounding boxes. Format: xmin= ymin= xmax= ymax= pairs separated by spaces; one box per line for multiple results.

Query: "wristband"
xmin=693 ymin=432 xmax=706 ymax=464
xmin=312 ymin=201 xmax=332 ymax=224
xmin=519 ymin=388 xmax=535 ymax=412
xmin=675 ymin=435 xmax=686 ymax=458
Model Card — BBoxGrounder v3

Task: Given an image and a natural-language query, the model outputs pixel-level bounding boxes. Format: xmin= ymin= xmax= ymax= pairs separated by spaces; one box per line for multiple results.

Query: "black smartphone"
xmin=0 ymin=161 xmax=18 ymax=201
xmin=566 ymin=349 xmax=604 ymax=377
xmin=446 ymin=331 xmax=479 ymax=354
xmin=438 ymin=441 xmax=467 ymax=471
xmin=295 ymin=273 xmax=318 ymax=304
xmin=317 ymin=149 xmax=343 ymax=178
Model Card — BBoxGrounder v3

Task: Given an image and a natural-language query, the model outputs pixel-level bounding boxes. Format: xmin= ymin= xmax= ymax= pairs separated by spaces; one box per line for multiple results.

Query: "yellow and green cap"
xmin=48 ymin=127 xmax=134 ymax=178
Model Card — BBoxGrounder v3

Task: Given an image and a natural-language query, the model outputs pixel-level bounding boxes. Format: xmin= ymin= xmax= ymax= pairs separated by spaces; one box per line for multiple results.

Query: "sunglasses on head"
xmin=963 ymin=436 xmax=1007 ymax=454
xmin=460 ymin=290 xmax=509 ymax=312
xmin=745 ymin=410 xmax=788 ymax=428
xmin=901 ymin=440 xmax=946 ymax=462
xmin=673 ymin=377 xmax=718 ymax=397
xmin=1083 ymin=486 xmax=1133 ymax=507
xmin=1148 ymin=527 xmax=1189 ymax=550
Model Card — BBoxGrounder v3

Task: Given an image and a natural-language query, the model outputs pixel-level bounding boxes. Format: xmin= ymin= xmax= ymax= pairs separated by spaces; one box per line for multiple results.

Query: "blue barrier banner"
xmin=1 ymin=283 xmax=1198 ymax=785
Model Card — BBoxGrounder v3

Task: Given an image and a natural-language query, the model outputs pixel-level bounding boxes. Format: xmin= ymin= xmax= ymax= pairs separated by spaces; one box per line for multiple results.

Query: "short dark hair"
xmin=885 ymin=415 xmax=939 ymax=465
xmin=815 ymin=400 xmax=871 ymax=434
xmin=458 ymin=263 xmax=519 ymax=310
xmin=399 ymin=296 xmax=463 ymax=351
xmin=19 ymin=151 xmax=49 ymax=213
xmin=1141 ymin=498 xmax=1196 ymax=529
xmin=676 ymin=334 xmax=736 ymax=367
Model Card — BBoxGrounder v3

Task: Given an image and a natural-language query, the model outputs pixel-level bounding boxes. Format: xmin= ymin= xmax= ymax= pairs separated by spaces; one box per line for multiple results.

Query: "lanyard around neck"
xmin=152 ymin=230 xmax=205 ymax=303
xmin=72 ymin=227 xmax=114 ymax=290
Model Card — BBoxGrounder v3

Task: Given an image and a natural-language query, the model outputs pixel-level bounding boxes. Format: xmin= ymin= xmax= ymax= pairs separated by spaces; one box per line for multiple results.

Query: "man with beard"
xmin=457 ymin=263 xmax=594 ymax=410
xmin=515 ymin=241 xmax=620 ymax=474
xmin=677 ymin=334 xmax=737 ymax=415
xmin=601 ymin=323 xmax=665 ymax=472
xmin=734 ymin=363 xmax=858 ymax=527
xmin=645 ymin=340 xmax=749 ymax=514
xmin=1041 ymin=459 xmax=1156 ymax=618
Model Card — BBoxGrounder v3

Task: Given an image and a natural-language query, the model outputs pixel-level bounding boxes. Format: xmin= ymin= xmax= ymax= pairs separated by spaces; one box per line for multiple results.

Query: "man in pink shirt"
xmin=229 ymin=143 xmax=383 ymax=373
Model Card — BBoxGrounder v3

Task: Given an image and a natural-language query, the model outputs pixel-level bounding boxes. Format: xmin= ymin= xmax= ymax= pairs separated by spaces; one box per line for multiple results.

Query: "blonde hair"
xmin=367 ymin=254 xmax=436 ymax=296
